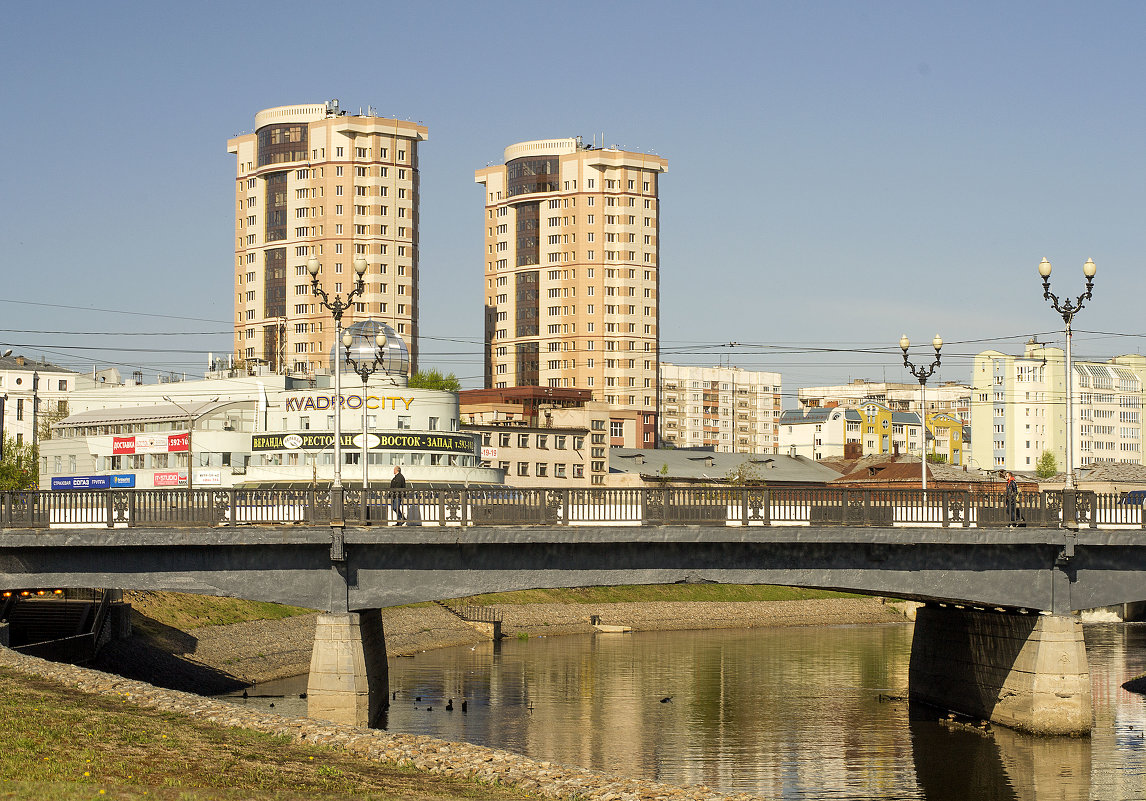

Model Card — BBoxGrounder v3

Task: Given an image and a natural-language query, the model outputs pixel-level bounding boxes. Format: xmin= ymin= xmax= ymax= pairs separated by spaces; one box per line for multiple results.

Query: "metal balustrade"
xmin=1 ymin=487 xmax=1144 ymax=530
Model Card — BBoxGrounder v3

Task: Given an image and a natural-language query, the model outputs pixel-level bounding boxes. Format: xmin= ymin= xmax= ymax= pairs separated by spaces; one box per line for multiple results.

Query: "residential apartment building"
xmin=971 ymin=340 xmax=1146 ymax=471
xmin=779 ymin=402 xmax=926 ymax=461
xmin=659 ymin=364 xmax=782 ymax=453
xmin=228 ymin=100 xmax=427 ymax=375
xmin=460 ymin=387 xmax=615 ymax=486
xmin=798 ymin=379 xmax=971 ymax=424
xmin=475 ymin=138 xmax=667 ymax=427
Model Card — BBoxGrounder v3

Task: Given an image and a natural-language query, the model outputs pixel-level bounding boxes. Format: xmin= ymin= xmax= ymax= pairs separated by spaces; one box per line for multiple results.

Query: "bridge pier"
xmin=909 ymin=605 xmax=1091 ymax=735
xmin=306 ymin=610 xmax=388 ymax=727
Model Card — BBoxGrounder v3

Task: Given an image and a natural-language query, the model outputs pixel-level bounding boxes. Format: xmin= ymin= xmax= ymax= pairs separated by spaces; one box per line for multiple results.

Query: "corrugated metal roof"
xmin=56 ymin=401 xmax=233 ymax=428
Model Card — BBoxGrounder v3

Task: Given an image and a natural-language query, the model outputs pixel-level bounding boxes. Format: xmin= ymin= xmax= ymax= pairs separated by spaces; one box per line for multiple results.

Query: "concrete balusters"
xmin=306 ymin=610 xmax=388 ymax=727
xmin=909 ymin=604 xmax=1091 ymax=735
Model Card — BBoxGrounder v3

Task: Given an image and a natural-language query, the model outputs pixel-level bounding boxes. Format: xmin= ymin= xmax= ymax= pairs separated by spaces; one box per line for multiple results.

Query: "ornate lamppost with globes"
xmin=342 ymin=327 xmax=391 ymax=495
xmin=900 ymin=334 xmax=943 ymax=493
xmin=1038 ymin=257 xmax=1096 ymax=526
xmin=307 ymin=255 xmax=368 ymax=492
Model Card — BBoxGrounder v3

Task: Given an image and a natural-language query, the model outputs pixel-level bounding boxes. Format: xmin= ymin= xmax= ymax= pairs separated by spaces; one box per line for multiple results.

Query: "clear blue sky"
xmin=1 ymin=1 xmax=1143 ymax=402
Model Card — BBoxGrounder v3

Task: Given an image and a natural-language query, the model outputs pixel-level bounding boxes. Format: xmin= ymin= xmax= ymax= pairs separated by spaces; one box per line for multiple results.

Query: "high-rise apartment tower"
xmin=228 ymin=101 xmax=427 ymax=374
xmin=476 ymin=138 xmax=667 ymax=420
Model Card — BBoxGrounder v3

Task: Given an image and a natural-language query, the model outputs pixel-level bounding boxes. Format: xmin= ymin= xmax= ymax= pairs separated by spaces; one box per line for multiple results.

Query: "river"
xmin=221 ymin=621 xmax=1146 ymax=800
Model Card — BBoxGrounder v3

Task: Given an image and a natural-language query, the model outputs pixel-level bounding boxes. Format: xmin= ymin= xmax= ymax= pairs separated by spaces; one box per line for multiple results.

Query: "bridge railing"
xmin=3 ymin=487 xmax=1144 ymax=530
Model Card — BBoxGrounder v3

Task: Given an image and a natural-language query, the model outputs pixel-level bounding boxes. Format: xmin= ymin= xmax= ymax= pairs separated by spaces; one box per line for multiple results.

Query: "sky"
xmin=1 ymin=1 xmax=1143 ymax=405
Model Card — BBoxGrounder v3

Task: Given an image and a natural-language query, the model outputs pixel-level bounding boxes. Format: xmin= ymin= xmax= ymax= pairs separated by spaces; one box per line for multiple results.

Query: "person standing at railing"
xmin=390 ymin=466 xmax=406 ymax=524
xmin=1005 ymin=472 xmax=1019 ymax=527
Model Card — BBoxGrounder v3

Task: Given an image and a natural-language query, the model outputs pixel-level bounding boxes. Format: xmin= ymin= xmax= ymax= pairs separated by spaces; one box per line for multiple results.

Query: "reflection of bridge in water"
xmin=3 ymin=486 xmax=1144 ymax=734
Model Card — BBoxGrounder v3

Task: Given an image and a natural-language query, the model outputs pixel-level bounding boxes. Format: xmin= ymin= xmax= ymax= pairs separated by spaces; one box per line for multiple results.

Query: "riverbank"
xmin=91 ymin=593 xmax=909 ymax=693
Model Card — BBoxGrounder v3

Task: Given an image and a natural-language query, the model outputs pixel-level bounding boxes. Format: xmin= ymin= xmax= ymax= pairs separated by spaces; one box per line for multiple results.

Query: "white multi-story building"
xmin=970 ymin=339 xmax=1146 ymax=471
xmin=658 ymin=364 xmax=782 ymax=453
xmin=39 ymin=328 xmax=500 ymax=490
xmin=228 ymin=100 xmax=428 ymax=375
xmin=0 ymin=354 xmax=117 ymax=450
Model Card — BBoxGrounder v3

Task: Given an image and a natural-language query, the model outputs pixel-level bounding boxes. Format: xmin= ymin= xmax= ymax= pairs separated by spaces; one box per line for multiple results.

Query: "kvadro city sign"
xmin=283 ymin=394 xmax=415 ymax=412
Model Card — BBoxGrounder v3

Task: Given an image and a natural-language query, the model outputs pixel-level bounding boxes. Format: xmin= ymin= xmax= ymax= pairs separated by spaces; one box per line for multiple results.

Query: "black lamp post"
xmin=307 ymin=255 xmax=368 ymax=489
xmin=1038 ymin=257 xmax=1096 ymax=492
xmin=900 ymin=334 xmax=943 ymax=492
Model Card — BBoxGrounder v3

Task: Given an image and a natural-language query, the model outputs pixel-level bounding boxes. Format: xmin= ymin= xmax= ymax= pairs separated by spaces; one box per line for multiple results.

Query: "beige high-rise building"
xmin=228 ymin=101 xmax=428 ymax=375
xmin=475 ymin=138 xmax=667 ymax=423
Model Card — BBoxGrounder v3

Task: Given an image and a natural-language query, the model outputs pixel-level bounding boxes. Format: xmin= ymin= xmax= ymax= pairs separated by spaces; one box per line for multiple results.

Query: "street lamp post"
xmin=162 ymin=395 xmax=219 ymax=491
xmin=1038 ymin=257 xmax=1096 ymax=494
xmin=900 ymin=334 xmax=943 ymax=493
xmin=342 ymin=329 xmax=389 ymax=495
xmin=307 ymin=255 xmax=368 ymax=490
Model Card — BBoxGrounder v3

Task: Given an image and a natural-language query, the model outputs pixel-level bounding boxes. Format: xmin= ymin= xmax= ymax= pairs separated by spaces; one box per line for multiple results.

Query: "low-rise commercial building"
xmin=40 ymin=327 xmax=499 ymax=489
xmin=460 ymin=387 xmax=613 ymax=486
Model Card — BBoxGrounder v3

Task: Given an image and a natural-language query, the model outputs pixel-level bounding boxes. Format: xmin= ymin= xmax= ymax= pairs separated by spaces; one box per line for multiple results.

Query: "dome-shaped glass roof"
xmin=329 ymin=319 xmax=409 ymax=380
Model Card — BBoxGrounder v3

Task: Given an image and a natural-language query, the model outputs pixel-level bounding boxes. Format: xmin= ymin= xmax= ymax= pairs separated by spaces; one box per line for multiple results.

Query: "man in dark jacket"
xmin=1005 ymin=472 xmax=1019 ymax=526
xmin=390 ymin=466 xmax=406 ymax=522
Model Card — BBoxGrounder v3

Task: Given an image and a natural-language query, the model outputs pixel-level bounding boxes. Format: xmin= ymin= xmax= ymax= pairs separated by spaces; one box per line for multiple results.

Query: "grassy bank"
xmin=0 ymin=667 xmax=534 ymax=801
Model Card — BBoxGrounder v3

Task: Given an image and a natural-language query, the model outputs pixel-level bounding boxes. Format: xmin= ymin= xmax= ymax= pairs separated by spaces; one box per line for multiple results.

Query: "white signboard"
xmin=480 ymin=446 xmax=498 ymax=461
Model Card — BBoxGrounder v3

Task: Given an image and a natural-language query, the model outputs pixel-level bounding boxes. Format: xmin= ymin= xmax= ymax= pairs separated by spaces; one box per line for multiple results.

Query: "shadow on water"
xmin=908 ymin=704 xmax=1091 ymax=801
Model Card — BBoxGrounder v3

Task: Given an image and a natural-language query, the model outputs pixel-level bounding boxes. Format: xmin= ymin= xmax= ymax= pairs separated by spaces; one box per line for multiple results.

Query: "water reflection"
xmin=220 ymin=623 xmax=1146 ymax=800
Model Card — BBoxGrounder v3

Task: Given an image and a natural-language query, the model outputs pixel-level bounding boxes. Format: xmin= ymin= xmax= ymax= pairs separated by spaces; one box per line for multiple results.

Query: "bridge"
xmin=3 ymin=485 xmax=1144 ymax=735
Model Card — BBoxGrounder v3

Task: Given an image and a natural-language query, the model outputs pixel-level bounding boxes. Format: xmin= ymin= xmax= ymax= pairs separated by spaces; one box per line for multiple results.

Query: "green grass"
xmin=0 ymin=667 xmax=536 ymax=801
xmin=125 ymin=591 xmax=316 ymax=631
xmin=456 ymin=584 xmax=861 ymax=605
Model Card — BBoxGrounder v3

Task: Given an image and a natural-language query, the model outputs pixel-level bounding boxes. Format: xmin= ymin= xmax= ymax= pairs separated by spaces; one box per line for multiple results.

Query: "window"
xmin=428 ymin=416 xmax=438 ymax=431
xmin=610 ymin=421 xmax=624 ymax=437
xmin=536 ymin=463 xmax=548 ymax=477
xmin=397 ymin=415 xmax=411 ymax=430
xmin=517 ymin=462 xmax=529 ymax=477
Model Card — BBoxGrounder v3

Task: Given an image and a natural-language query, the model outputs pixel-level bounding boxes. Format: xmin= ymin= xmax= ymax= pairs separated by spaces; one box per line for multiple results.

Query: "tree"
xmin=1036 ymin=450 xmax=1058 ymax=479
xmin=0 ymin=436 xmax=38 ymax=491
xmin=407 ymin=369 xmax=461 ymax=391
xmin=726 ymin=461 xmax=765 ymax=486
xmin=37 ymin=400 xmax=69 ymax=442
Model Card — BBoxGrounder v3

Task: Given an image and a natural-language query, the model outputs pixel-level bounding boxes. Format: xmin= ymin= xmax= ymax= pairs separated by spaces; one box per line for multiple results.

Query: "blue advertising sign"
xmin=50 ymin=474 xmax=135 ymax=490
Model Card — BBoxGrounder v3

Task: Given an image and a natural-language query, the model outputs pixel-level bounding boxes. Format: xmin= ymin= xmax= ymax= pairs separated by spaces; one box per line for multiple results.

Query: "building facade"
xmin=797 ymin=379 xmax=971 ymax=424
xmin=460 ymin=387 xmax=620 ymax=486
xmin=659 ymin=364 xmax=782 ymax=453
xmin=0 ymin=354 xmax=116 ymax=450
xmin=475 ymin=138 xmax=667 ymax=422
xmin=39 ymin=364 xmax=499 ymax=490
xmin=228 ymin=100 xmax=428 ymax=376
xmin=971 ymin=341 xmax=1146 ymax=472
xmin=778 ymin=402 xmax=925 ymax=461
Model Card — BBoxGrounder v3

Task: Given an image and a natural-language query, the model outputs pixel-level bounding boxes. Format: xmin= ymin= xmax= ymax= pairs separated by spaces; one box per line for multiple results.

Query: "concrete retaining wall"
xmin=909 ymin=605 xmax=1091 ymax=735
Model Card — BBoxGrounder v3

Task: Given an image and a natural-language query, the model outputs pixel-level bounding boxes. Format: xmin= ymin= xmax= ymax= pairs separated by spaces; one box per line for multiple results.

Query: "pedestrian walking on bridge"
xmin=1005 ymin=472 xmax=1019 ymax=526
xmin=390 ymin=465 xmax=406 ymax=523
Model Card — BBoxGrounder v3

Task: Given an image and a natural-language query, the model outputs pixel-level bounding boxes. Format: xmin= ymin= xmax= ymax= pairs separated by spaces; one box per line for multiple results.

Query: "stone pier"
xmin=909 ymin=605 xmax=1091 ymax=736
xmin=306 ymin=610 xmax=388 ymax=727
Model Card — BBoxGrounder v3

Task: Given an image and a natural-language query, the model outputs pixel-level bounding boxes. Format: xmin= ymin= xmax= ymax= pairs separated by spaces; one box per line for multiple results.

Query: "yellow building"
xmin=856 ymin=401 xmax=923 ymax=457
xmin=926 ymin=412 xmax=964 ymax=466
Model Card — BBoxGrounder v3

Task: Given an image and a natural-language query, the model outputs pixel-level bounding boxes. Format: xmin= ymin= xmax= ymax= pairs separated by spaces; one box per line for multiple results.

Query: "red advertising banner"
xmin=112 ymin=433 xmax=190 ymax=454
xmin=152 ymin=471 xmax=187 ymax=487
